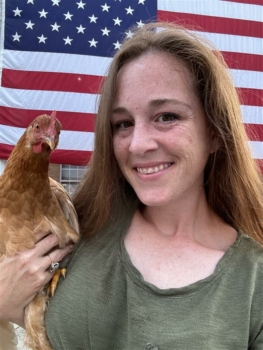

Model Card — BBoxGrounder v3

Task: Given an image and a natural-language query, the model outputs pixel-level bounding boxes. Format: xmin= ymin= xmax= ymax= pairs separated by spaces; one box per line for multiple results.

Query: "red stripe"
xmin=245 ymin=124 xmax=263 ymax=141
xmin=0 ymin=143 xmax=92 ymax=165
xmin=50 ymin=149 xmax=92 ymax=165
xmin=221 ymin=51 xmax=263 ymax=72
xmin=0 ymin=107 xmax=95 ymax=132
xmin=2 ymin=69 xmax=103 ymax=94
xmin=237 ymin=88 xmax=263 ymax=107
xmin=221 ymin=0 xmax=263 ymax=5
xmin=2 ymin=69 xmax=263 ymax=108
xmin=158 ymin=10 xmax=263 ymax=38
xmin=2 ymin=55 xmax=263 ymax=93
xmin=255 ymin=159 xmax=263 ymax=173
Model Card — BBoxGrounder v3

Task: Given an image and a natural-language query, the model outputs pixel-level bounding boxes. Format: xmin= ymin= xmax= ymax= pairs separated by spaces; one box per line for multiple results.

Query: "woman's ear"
xmin=210 ymin=131 xmax=220 ymax=154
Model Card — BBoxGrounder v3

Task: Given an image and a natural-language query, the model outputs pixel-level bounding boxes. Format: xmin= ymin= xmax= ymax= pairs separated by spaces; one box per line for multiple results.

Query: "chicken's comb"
xmin=50 ymin=111 xmax=57 ymax=129
xmin=50 ymin=110 xmax=57 ymax=121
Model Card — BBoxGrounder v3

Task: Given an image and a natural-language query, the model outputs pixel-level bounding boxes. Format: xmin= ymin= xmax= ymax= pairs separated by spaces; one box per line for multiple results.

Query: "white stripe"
xmin=241 ymin=106 xmax=263 ymax=124
xmin=0 ymin=87 xmax=99 ymax=114
xmin=194 ymin=31 xmax=263 ymax=56
xmin=230 ymin=69 xmax=263 ymax=90
xmin=248 ymin=141 xmax=263 ymax=159
xmin=158 ymin=0 xmax=263 ymax=22
xmin=3 ymin=50 xmax=111 ymax=76
xmin=2 ymin=32 xmax=263 ymax=77
xmin=0 ymin=125 xmax=94 ymax=151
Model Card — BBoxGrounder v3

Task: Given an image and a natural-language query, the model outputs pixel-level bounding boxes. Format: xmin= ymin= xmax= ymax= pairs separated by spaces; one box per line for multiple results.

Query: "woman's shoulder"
xmin=236 ymin=231 xmax=263 ymax=273
xmin=68 ymin=193 xmax=139 ymax=270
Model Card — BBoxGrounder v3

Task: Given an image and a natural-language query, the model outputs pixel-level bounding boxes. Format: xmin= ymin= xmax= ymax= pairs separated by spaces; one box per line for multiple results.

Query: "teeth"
xmin=137 ymin=163 xmax=171 ymax=174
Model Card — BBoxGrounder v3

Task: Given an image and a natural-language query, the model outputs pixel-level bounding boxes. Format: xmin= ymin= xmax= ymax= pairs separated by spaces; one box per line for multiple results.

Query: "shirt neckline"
xmin=118 ymin=205 xmax=244 ymax=296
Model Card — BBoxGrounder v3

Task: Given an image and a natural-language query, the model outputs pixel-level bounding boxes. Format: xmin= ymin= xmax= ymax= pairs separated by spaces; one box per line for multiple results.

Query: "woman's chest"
xmin=124 ymin=231 xmax=225 ymax=289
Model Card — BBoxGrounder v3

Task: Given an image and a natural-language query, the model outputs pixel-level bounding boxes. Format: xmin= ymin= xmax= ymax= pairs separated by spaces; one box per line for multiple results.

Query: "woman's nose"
xmin=128 ymin=123 xmax=158 ymax=156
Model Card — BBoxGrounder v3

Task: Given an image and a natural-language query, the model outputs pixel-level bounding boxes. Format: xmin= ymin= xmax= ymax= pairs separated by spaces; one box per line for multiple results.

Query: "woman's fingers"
xmin=34 ymin=233 xmax=59 ymax=255
xmin=35 ymin=233 xmax=75 ymax=258
xmin=45 ymin=244 xmax=74 ymax=272
xmin=0 ymin=233 xmax=76 ymax=326
xmin=34 ymin=230 xmax=53 ymax=243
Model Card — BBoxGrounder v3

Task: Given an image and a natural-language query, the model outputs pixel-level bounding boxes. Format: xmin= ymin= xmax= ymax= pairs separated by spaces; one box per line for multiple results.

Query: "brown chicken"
xmin=0 ymin=111 xmax=80 ymax=349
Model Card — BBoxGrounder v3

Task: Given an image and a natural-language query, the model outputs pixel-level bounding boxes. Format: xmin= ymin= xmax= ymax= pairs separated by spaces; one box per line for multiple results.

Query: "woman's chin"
xmin=136 ymin=193 xmax=170 ymax=208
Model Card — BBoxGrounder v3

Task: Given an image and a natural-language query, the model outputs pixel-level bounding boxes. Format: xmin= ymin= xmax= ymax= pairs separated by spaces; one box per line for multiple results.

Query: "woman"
xmin=45 ymin=22 xmax=263 ymax=349
xmin=1 ymin=22 xmax=263 ymax=349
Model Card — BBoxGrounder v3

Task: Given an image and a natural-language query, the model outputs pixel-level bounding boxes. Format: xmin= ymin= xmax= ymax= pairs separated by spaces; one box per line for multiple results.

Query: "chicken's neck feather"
xmin=2 ymin=133 xmax=51 ymax=189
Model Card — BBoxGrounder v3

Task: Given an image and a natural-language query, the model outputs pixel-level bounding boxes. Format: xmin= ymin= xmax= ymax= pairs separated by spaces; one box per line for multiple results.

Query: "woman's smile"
xmin=136 ymin=162 xmax=173 ymax=175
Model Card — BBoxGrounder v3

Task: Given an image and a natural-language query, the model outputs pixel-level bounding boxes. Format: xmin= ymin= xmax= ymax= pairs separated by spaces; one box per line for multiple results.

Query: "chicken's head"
xmin=26 ymin=111 xmax=62 ymax=154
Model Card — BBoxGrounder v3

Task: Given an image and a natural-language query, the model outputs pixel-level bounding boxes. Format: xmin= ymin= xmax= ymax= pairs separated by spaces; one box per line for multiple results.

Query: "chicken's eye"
xmin=35 ymin=124 xmax=40 ymax=132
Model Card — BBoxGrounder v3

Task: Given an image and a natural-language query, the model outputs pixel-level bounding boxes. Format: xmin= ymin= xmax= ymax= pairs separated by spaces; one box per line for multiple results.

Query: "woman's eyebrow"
xmin=111 ymin=106 xmax=128 ymax=115
xmin=111 ymin=98 xmax=193 ymax=116
xmin=149 ymin=98 xmax=192 ymax=111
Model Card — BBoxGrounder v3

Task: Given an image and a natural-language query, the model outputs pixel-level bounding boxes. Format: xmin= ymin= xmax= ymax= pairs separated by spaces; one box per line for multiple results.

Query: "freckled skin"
xmin=112 ymin=52 xmax=216 ymax=208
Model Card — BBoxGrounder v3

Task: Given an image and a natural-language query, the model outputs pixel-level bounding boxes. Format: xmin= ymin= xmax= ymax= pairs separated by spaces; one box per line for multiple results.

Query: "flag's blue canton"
xmin=5 ymin=0 xmax=157 ymax=57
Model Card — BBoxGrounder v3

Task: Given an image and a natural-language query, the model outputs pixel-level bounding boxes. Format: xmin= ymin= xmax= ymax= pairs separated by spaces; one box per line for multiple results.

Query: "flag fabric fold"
xmin=0 ymin=0 xmax=262 ymax=166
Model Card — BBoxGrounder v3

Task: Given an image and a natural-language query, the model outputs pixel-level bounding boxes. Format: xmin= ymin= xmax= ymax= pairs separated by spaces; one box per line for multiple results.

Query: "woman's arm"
xmin=0 ymin=230 xmax=74 ymax=327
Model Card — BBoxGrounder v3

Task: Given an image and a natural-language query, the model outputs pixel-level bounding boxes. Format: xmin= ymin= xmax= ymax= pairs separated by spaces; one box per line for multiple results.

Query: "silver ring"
xmin=50 ymin=262 xmax=60 ymax=273
xmin=48 ymin=254 xmax=60 ymax=273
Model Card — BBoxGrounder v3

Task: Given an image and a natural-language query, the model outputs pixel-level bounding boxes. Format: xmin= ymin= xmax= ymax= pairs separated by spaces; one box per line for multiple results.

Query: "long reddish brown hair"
xmin=73 ymin=22 xmax=263 ymax=244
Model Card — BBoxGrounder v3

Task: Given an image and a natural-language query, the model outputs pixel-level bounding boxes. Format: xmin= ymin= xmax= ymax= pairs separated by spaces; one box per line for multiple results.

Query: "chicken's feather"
xmin=0 ymin=112 xmax=80 ymax=350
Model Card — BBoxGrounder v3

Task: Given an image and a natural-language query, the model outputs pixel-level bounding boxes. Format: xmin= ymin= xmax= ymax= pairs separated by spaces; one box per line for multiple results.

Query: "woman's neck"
xmin=137 ymin=189 xmax=236 ymax=251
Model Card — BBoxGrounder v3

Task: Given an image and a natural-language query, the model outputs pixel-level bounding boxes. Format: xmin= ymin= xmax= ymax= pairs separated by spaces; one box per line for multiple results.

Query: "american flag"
xmin=0 ymin=0 xmax=262 ymax=167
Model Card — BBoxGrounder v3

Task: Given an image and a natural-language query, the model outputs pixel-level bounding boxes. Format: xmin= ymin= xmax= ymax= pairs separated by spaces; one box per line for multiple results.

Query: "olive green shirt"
xmin=46 ymin=199 xmax=263 ymax=350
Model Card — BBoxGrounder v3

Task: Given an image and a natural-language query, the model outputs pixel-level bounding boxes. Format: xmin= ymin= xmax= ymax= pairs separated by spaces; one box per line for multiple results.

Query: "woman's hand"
xmin=0 ymin=230 xmax=74 ymax=327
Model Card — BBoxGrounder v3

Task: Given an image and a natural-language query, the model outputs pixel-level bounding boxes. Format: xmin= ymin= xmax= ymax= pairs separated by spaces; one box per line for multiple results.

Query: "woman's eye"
xmin=116 ymin=120 xmax=133 ymax=129
xmin=157 ymin=113 xmax=178 ymax=122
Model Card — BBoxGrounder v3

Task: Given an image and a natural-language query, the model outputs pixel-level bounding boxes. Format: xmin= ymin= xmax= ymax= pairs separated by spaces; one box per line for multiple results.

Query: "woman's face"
xmin=111 ymin=51 xmax=216 ymax=208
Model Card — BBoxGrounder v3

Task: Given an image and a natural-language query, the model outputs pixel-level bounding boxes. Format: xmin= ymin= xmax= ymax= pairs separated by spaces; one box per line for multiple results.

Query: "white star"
xmin=51 ymin=22 xmax=61 ymax=31
xmin=113 ymin=17 xmax=122 ymax=26
xmin=101 ymin=27 xmax=110 ymax=36
xmin=125 ymin=30 xmax=133 ymax=38
xmin=113 ymin=41 xmax=121 ymax=50
xmin=25 ymin=20 xmax=35 ymax=29
xmin=13 ymin=7 xmax=22 ymax=17
xmin=76 ymin=0 xmax=86 ymax=9
xmin=37 ymin=34 xmax=47 ymax=43
xmin=64 ymin=12 xmax=73 ymax=20
xmin=125 ymin=6 xmax=134 ymax=15
xmin=52 ymin=0 xmax=61 ymax=6
xmin=136 ymin=20 xmax=145 ymax=28
xmin=27 ymin=0 xmax=34 ymax=4
xmin=63 ymin=36 xmax=73 ymax=45
xmin=89 ymin=38 xmax=98 ymax=47
xmin=38 ymin=9 xmax=48 ymax=18
xmin=12 ymin=32 xmax=21 ymax=41
xmin=89 ymin=14 xmax=98 ymax=23
xmin=138 ymin=0 xmax=146 ymax=4
xmin=101 ymin=3 xmax=110 ymax=12
xmin=76 ymin=25 xmax=86 ymax=33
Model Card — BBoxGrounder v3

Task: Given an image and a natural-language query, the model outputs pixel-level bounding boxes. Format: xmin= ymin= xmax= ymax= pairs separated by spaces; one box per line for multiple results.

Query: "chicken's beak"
xmin=43 ymin=136 xmax=56 ymax=150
